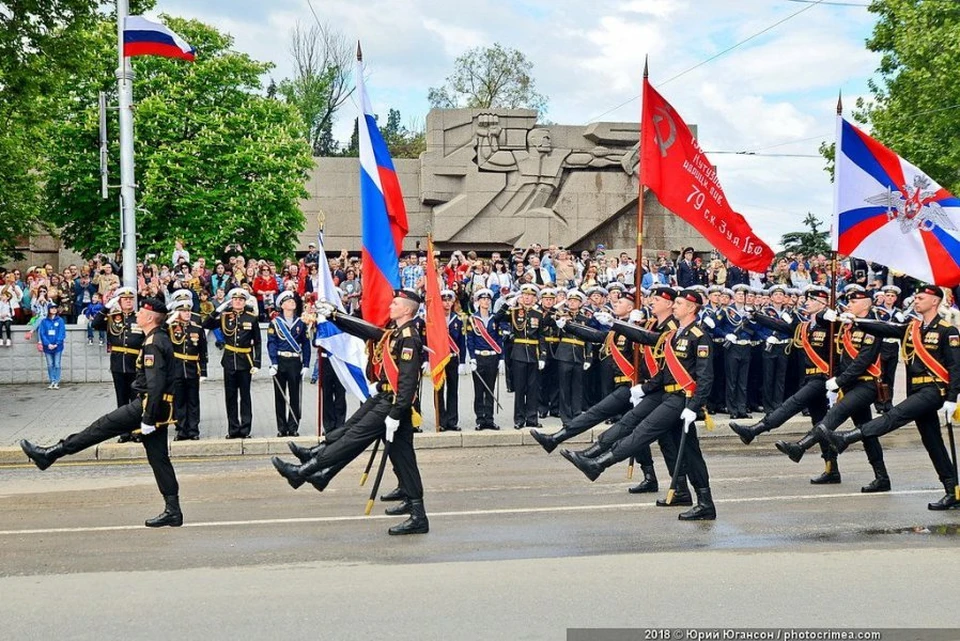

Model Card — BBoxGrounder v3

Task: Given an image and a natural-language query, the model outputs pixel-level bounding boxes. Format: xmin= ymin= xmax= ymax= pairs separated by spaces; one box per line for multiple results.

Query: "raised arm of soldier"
xmin=475 ymin=113 xmax=517 ymax=171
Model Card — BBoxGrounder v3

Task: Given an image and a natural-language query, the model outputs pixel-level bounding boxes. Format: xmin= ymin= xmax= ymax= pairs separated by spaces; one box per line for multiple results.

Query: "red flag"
xmin=423 ymin=236 xmax=451 ymax=390
xmin=640 ymin=78 xmax=774 ymax=272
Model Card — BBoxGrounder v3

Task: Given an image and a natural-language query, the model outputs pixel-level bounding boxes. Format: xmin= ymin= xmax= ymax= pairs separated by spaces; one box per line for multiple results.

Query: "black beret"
xmin=139 ymin=297 xmax=167 ymax=314
xmin=395 ymin=289 xmax=423 ymax=305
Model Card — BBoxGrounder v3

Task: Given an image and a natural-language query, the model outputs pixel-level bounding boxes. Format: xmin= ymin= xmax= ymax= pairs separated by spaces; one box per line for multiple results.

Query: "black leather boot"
xmin=145 ymin=495 xmax=183 ymax=527
xmin=304 ymin=467 xmax=335 ymax=492
xmin=385 ymin=499 xmax=411 ymax=516
xmin=287 ymin=441 xmax=325 ymax=464
xmin=381 ymin=487 xmax=406 ymax=502
xmin=678 ymin=487 xmax=717 ymax=520
xmin=578 ymin=442 xmax=608 ymax=458
xmin=810 ymin=459 xmax=841 ymax=484
xmin=20 ymin=440 xmax=65 ymax=471
xmin=928 ymin=480 xmax=960 ymax=511
xmin=730 ymin=420 xmax=767 ymax=445
xmin=656 ymin=476 xmax=694 ymax=506
xmin=388 ymin=498 xmax=429 ymax=535
xmin=627 ymin=465 xmax=658 ymax=494
xmin=819 ymin=425 xmax=860 ymax=455
xmin=775 ymin=428 xmax=820 ymax=463
xmin=861 ymin=460 xmax=891 ymax=493
xmin=271 ymin=455 xmax=323 ymax=490
xmin=530 ymin=427 xmax=574 ymax=454
xmin=560 ymin=450 xmax=615 ymax=482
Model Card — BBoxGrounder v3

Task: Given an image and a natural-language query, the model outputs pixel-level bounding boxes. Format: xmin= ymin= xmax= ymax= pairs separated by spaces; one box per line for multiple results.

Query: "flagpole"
xmin=829 ymin=92 xmax=843 ymax=378
xmin=316 ymin=213 xmax=326 ymax=438
xmin=116 ymin=0 xmax=138 ymax=291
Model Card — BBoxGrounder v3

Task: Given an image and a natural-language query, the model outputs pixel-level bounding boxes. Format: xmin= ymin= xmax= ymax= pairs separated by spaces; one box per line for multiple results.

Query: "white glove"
xmin=593 ymin=311 xmax=614 ymax=327
xmin=497 ymin=360 xmax=504 ymax=374
xmin=139 ymin=423 xmax=156 ymax=436
xmin=269 ymin=364 xmax=278 ymax=376
xmin=766 ymin=336 xmax=778 ymax=344
xmin=422 ymin=361 xmax=431 ymax=374
xmin=470 ymin=359 xmax=479 ymax=373
xmin=838 ymin=312 xmax=856 ymax=324
xmin=780 ymin=311 xmax=793 ymax=323
xmin=250 ymin=367 xmax=259 ymax=375
xmin=725 ymin=333 xmax=737 ymax=343
xmin=827 ymin=390 xmax=838 ymax=408
xmin=630 ymin=384 xmax=645 ymax=406
xmin=216 ymin=300 xmax=231 ymax=314
xmin=458 ymin=363 xmax=468 ymax=376
xmin=825 ymin=377 xmax=839 ymax=392
xmin=703 ymin=315 xmax=716 ymax=329
xmin=301 ymin=367 xmax=310 ymax=378
xmin=199 ymin=376 xmax=207 ymax=383
xmin=384 ymin=416 xmax=400 ymax=443
xmin=680 ymin=408 xmax=697 ymax=431
xmin=628 ymin=309 xmax=644 ymax=324
xmin=583 ymin=361 xmax=591 ymax=371
xmin=822 ymin=309 xmax=838 ymax=323
xmin=943 ymin=401 xmax=958 ymax=423
xmin=538 ymin=360 xmax=545 ymax=371
xmin=893 ymin=312 xmax=905 ymax=323
xmin=555 ymin=316 xmax=567 ymax=330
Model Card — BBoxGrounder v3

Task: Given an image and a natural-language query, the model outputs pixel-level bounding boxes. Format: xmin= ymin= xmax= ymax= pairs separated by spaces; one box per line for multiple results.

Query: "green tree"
xmin=428 ymin=43 xmax=548 ymax=115
xmin=43 ymin=16 xmax=314 ymax=263
xmin=379 ymin=109 xmax=425 ymax=159
xmin=779 ymin=213 xmax=830 ymax=258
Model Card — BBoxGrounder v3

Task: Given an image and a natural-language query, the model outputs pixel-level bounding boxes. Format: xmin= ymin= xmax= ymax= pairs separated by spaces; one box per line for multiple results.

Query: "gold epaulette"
xmin=402 ymin=327 xmax=413 ymax=338
xmin=690 ymin=326 xmax=703 ymax=338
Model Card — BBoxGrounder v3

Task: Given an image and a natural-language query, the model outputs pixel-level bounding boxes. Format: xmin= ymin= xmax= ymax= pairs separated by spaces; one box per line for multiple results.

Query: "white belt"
xmin=277 ymin=351 xmax=301 ymax=358
xmin=882 ymin=338 xmax=900 ymax=344
xmin=729 ymin=340 xmax=752 ymax=346
xmin=768 ymin=339 xmax=790 ymax=345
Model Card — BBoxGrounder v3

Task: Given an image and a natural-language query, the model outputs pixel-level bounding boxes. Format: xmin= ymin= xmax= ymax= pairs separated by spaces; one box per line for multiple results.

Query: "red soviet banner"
xmin=640 ymin=78 xmax=774 ymax=273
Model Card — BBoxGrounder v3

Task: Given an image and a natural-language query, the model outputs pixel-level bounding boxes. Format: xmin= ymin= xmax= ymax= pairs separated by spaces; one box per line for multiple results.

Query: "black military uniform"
xmin=267 ymin=293 xmax=312 ymax=437
xmin=551 ymin=293 xmax=591 ymax=427
xmin=169 ymin=305 xmax=208 ymax=440
xmin=91 ymin=289 xmax=144 ymax=404
xmin=757 ymin=286 xmax=792 ymax=412
xmin=20 ymin=297 xmax=183 ymax=527
xmin=318 ymin=348 xmax=348 ymax=432
xmin=538 ymin=290 xmax=561 ymax=419
xmin=437 ymin=295 xmax=466 ymax=431
xmin=466 ymin=289 xmax=503 ymax=431
xmin=494 ymin=284 xmax=547 ymax=428
xmin=824 ymin=286 xmax=960 ymax=510
xmin=722 ymin=287 xmax=755 ymax=418
xmin=272 ymin=290 xmax=429 ymax=535
xmin=872 ymin=286 xmax=904 ymax=413
xmin=203 ymin=290 xmax=262 ymax=438
xmin=561 ymin=289 xmax=717 ymax=520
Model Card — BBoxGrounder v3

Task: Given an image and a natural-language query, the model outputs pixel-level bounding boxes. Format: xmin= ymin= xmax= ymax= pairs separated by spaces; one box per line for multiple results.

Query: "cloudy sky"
xmin=154 ymin=0 xmax=881 ymax=249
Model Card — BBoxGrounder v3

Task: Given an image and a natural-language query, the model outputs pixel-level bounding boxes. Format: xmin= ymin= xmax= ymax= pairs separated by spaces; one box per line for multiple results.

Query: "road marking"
xmin=0 ymin=489 xmax=940 ymax=536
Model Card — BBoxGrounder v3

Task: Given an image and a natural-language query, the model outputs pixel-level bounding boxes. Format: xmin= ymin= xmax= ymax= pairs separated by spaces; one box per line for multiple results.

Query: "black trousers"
xmin=817 ymin=382 xmax=883 ymax=465
xmin=438 ymin=357 xmax=459 ymax=429
xmin=556 ymin=360 xmax=584 ymax=426
xmin=725 ymin=344 xmax=751 ymax=416
xmin=762 ymin=343 xmax=789 ymax=411
xmin=320 ymin=358 xmax=347 ymax=432
xmin=877 ymin=342 xmax=899 ymax=412
xmin=607 ymin=393 xmax=708 ymax=489
xmin=224 ymin=368 xmax=253 ymax=437
xmin=860 ymin=385 xmax=956 ymax=485
xmin=763 ymin=376 xmax=828 ymax=430
xmin=312 ymin=394 xmax=424 ymax=499
xmin=512 ymin=359 xmax=539 ymax=426
xmin=538 ymin=355 xmax=558 ymax=415
xmin=173 ymin=377 xmax=201 ymax=438
xmin=748 ymin=345 xmax=764 ymax=410
xmin=596 ymin=390 xmax=678 ymax=472
xmin=472 ymin=355 xmax=499 ymax=428
xmin=274 ymin=356 xmax=303 ymax=435
xmin=61 ymin=400 xmax=179 ymax=497
xmin=563 ymin=385 xmax=632 ymax=440
xmin=112 ymin=371 xmax=137 ymax=408
xmin=709 ymin=342 xmax=726 ymax=411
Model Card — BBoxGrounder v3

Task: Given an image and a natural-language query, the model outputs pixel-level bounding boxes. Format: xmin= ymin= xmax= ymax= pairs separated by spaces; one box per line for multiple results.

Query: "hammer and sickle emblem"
xmin=652 ymin=106 xmax=677 ymax=157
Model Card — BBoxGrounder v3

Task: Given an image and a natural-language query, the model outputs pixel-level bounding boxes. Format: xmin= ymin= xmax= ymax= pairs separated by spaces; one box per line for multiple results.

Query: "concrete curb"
xmin=0 ymin=416 xmax=817 ymax=465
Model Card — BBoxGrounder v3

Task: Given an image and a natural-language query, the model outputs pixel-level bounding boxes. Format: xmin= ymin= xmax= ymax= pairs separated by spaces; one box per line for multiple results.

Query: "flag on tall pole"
xmin=833 ymin=116 xmax=960 ymax=286
xmin=423 ymin=235 xmax=452 ymax=390
xmin=123 ymin=16 xmax=196 ymax=61
xmin=640 ymin=74 xmax=774 ymax=273
xmin=357 ymin=43 xmax=408 ymax=326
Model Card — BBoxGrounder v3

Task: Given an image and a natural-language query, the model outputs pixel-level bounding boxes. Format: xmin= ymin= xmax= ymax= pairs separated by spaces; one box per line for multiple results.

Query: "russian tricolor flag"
xmin=123 ymin=16 xmax=196 ymax=62
xmin=357 ymin=50 xmax=408 ymax=327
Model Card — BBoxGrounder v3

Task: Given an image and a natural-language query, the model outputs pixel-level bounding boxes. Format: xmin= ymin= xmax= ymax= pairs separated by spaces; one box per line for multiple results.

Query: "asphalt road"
xmin=1 ymin=435 xmax=959 ymax=640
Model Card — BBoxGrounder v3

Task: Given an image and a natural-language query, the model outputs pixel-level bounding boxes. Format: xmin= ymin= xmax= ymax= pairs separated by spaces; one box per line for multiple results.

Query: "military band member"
xmin=437 ymin=289 xmax=466 ymax=432
xmin=872 ymin=285 xmax=904 ymax=413
xmin=538 ymin=288 xmax=561 ymax=419
xmin=774 ymin=285 xmax=889 ymax=489
xmin=757 ymin=284 xmax=792 ymax=412
xmin=823 ymin=285 xmax=960 ymax=510
xmin=272 ymin=289 xmax=430 ymax=535
xmin=560 ymin=289 xmax=717 ymax=520
xmin=203 ymin=288 xmax=262 ymax=438
xmin=494 ymin=283 xmax=547 ymax=429
xmin=551 ymin=289 xmax=592 ymax=427
xmin=168 ymin=298 xmax=208 ymax=441
xmin=267 ymin=291 xmax=311 ymax=437
xmin=704 ymin=285 xmax=728 ymax=414
xmin=91 ymin=286 xmax=144 ymax=442
xmin=466 ymin=288 xmax=504 ymax=431
xmin=722 ymin=284 xmax=755 ymax=419
xmin=21 ymin=298 xmax=184 ymax=527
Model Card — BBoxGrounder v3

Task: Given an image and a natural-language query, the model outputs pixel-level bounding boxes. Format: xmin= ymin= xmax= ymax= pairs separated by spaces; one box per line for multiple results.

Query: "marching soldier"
xmin=823 ymin=285 xmax=960 ymax=510
xmin=773 ymin=285 xmax=889 ymax=489
xmin=168 ymin=298 xmax=208 ymax=441
xmin=560 ymin=289 xmax=717 ymax=520
xmin=538 ymin=288 xmax=561 ymax=419
xmin=466 ymin=288 xmax=504 ymax=431
xmin=203 ymin=288 xmax=262 ymax=439
xmin=91 ymin=286 xmax=144 ymax=442
xmin=21 ymin=297 xmax=184 ymax=527
xmin=438 ymin=289 xmax=466 ymax=431
xmin=722 ymin=284 xmax=755 ymax=419
xmin=872 ymin=284 xmax=904 ymax=413
xmin=267 ymin=291 xmax=311 ymax=437
xmin=493 ymin=283 xmax=546 ymax=429
xmin=551 ymin=289 xmax=591 ymax=427
xmin=271 ymin=289 xmax=430 ymax=535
